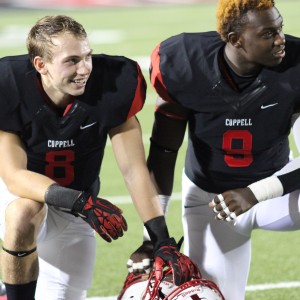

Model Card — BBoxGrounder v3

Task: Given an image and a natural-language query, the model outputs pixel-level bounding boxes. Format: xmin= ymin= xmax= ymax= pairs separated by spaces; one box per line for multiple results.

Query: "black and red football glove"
xmin=153 ymin=237 xmax=200 ymax=286
xmin=72 ymin=192 xmax=127 ymax=242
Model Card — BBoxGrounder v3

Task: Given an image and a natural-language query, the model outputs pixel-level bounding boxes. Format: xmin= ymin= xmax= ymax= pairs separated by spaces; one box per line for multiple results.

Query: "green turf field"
xmin=0 ymin=1 xmax=300 ymax=298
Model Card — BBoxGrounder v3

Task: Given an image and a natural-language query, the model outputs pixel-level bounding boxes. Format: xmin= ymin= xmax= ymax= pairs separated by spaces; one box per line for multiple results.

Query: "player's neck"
xmin=40 ymin=76 xmax=72 ymax=108
xmin=224 ymin=45 xmax=261 ymax=77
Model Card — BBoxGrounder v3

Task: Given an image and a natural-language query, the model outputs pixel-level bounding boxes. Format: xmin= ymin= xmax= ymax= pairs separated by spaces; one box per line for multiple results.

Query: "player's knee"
xmin=5 ymin=198 xmax=45 ymax=242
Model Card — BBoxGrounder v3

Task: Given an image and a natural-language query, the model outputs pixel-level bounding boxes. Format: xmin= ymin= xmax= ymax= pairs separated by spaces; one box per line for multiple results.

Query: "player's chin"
xmin=266 ymin=55 xmax=285 ymax=67
xmin=68 ymin=86 xmax=86 ymax=96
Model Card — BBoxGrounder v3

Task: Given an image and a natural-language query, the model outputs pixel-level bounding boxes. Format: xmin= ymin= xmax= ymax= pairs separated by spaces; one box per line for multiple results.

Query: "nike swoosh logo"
xmin=17 ymin=252 xmax=27 ymax=257
xmin=261 ymin=103 xmax=278 ymax=109
xmin=80 ymin=122 xmax=97 ymax=130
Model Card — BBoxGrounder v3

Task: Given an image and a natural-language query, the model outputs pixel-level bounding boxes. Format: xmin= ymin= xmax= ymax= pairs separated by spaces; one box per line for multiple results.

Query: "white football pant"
xmin=182 ymin=157 xmax=300 ymax=300
xmin=0 ymin=181 xmax=96 ymax=300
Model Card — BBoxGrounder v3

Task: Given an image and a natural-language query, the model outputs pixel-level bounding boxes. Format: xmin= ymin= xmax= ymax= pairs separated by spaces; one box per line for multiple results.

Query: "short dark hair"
xmin=26 ymin=15 xmax=87 ymax=63
xmin=216 ymin=0 xmax=275 ymax=41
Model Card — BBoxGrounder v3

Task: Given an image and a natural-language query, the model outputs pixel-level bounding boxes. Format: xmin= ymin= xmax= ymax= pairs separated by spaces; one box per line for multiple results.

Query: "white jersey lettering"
xmin=48 ymin=139 xmax=75 ymax=148
xmin=225 ymin=118 xmax=252 ymax=126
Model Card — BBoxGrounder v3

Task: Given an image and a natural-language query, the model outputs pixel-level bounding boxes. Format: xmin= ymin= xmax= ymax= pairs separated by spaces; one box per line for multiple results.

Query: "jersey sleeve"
xmin=83 ymin=55 xmax=147 ymax=131
xmin=0 ymin=59 xmax=23 ymax=132
xmin=126 ymin=63 xmax=146 ymax=119
xmin=0 ymin=89 xmax=20 ymax=131
xmin=150 ymin=41 xmax=189 ymax=121
xmin=150 ymin=43 xmax=174 ymax=103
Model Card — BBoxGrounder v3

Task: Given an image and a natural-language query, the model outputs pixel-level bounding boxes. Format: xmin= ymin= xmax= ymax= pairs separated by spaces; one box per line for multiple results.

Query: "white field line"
xmin=0 ymin=27 xmax=150 ymax=70
xmin=106 ymin=133 xmax=188 ymax=147
xmin=110 ymin=192 xmax=181 ymax=204
xmin=246 ymin=281 xmax=300 ymax=291
xmin=0 ymin=27 xmax=151 ymax=70
xmin=88 ymin=281 xmax=300 ymax=299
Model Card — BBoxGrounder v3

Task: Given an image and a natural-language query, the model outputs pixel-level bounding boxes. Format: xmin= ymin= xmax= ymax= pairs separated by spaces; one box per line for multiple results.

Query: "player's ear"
xmin=33 ymin=56 xmax=47 ymax=74
xmin=227 ymin=32 xmax=242 ymax=48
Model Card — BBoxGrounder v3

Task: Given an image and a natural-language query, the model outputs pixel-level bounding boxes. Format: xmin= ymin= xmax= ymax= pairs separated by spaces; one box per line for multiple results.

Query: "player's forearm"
xmin=277 ymin=167 xmax=300 ymax=194
xmin=147 ymin=142 xmax=178 ymax=196
xmin=247 ymin=176 xmax=283 ymax=202
xmin=248 ymin=162 xmax=300 ymax=202
xmin=4 ymin=169 xmax=56 ymax=202
xmin=124 ymin=166 xmax=164 ymax=223
xmin=0 ymin=130 xmax=54 ymax=201
xmin=147 ymin=109 xmax=185 ymax=195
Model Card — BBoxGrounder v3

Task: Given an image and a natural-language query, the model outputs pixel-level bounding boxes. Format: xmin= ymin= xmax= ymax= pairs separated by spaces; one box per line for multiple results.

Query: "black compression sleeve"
xmin=144 ymin=216 xmax=170 ymax=246
xmin=277 ymin=168 xmax=300 ymax=195
xmin=44 ymin=183 xmax=80 ymax=209
xmin=149 ymin=138 xmax=179 ymax=153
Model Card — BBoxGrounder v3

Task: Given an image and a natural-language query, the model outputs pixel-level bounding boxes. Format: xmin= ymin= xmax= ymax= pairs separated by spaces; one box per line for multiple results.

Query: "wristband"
xmin=247 ymin=176 xmax=283 ymax=202
xmin=158 ymin=194 xmax=171 ymax=214
xmin=143 ymin=226 xmax=151 ymax=241
xmin=45 ymin=183 xmax=80 ymax=209
xmin=143 ymin=195 xmax=171 ymax=241
xmin=144 ymin=216 xmax=169 ymax=246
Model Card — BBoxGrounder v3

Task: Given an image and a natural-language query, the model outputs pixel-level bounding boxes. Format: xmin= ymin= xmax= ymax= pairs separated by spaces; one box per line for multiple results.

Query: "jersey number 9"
xmin=222 ymin=130 xmax=253 ymax=167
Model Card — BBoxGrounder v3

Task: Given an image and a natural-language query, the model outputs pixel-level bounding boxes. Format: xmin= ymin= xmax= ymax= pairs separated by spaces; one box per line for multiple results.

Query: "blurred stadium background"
xmin=0 ymin=0 xmax=300 ymax=299
xmin=0 ymin=0 xmax=213 ymax=8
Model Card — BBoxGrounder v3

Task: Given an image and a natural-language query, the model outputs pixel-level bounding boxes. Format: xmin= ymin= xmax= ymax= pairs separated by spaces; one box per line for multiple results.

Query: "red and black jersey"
xmin=0 ymin=54 xmax=146 ymax=191
xmin=150 ymin=31 xmax=300 ymax=193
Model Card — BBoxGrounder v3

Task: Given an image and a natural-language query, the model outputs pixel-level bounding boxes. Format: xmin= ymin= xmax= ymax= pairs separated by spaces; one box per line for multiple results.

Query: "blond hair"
xmin=27 ymin=15 xmax=87 ymax=63
xmin=216 ymin=0 xmax=275 ymax=41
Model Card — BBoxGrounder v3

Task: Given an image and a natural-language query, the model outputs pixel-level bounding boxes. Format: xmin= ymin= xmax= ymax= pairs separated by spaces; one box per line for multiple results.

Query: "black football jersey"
xmin=150 ymin=31 xmax=300 ymax=193
xmin=0 ymin=54 xmax=146 ymax=191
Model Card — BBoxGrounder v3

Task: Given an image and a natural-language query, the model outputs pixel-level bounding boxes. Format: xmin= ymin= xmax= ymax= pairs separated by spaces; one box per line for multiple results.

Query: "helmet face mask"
xmin=118 ymin=268 xmax=225 ymax=300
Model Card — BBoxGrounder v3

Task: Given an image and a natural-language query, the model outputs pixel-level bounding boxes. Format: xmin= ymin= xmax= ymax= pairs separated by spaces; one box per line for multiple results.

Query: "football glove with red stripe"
xmin=72 ymin=192 xmax=127 ymax=242
xmin=154 ymin=237 xmax=200 ymax=286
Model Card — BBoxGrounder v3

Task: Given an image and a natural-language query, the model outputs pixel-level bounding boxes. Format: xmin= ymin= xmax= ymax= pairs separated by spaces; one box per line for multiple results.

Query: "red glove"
xmin=72 ymin=192 xmax=127 ymax=242
xmin=153 ymin=237 xmax=200 ymax=286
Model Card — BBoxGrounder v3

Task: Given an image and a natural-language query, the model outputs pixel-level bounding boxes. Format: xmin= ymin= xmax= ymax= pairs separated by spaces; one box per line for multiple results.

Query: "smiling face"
xmin=34 ymin=32 xmax=93 ymax=106
xmin=225 ymin=6 xmax=285 ymax=76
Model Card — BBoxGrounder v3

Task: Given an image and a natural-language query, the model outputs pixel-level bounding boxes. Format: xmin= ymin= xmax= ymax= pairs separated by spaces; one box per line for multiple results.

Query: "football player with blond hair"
xmin=0 ymin=15 xmax=196 ymax=300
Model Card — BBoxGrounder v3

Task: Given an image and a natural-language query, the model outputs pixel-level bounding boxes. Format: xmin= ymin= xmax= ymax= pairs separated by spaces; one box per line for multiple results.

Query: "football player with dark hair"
xmin=0 ymin=15 xmax=196 ymax=300
xmin=128 ymin=0 xmax=300 ymax=299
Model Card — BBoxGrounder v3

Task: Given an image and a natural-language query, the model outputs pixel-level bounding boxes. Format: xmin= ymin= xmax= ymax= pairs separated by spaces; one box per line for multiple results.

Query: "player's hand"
xmin=209 ymin=188 xmax=258 ymax=222
xmin=72 ymin=192 xmax=127 ymax=242
xmin=153 ymin=237 xmax=200 ymax=286
xmin=127 ymin=241 xmax=154 ymax=274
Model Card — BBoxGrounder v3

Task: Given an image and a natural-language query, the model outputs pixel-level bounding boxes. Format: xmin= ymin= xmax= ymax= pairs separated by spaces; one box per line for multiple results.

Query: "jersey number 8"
xmin=45 ymin=150 xmax=75 ymax=185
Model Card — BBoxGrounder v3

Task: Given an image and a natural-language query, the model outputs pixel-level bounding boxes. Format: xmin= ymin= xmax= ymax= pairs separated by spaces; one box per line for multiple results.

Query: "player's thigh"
xmin=0 ymin=179 xmax=47 ymax=242
xmin=253 ymin=191 xmax=300 ymax=230
xmin=0 ymin=183 xmax=18 ymax=240
xmin=181 ymin=171 xmax=251 ymax=258
xmin=37 ymin=207 xmax=96 ymax=292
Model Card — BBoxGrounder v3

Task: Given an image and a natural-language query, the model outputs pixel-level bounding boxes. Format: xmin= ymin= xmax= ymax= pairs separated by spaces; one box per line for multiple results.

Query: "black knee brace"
xmin=2 ymin=246 xmax=36 ymax=257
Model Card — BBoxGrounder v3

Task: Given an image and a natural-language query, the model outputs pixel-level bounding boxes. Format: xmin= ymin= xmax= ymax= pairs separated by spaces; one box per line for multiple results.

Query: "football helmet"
xmin=118 ymin=268 xmax=225 ymax=300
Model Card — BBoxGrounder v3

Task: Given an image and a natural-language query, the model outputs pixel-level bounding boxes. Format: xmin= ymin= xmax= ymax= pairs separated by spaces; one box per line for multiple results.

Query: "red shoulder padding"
xmin=150 ymin=44 xmax=174 ymax=103
xmin=127 ymin=63 xmax=146 ymax=120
